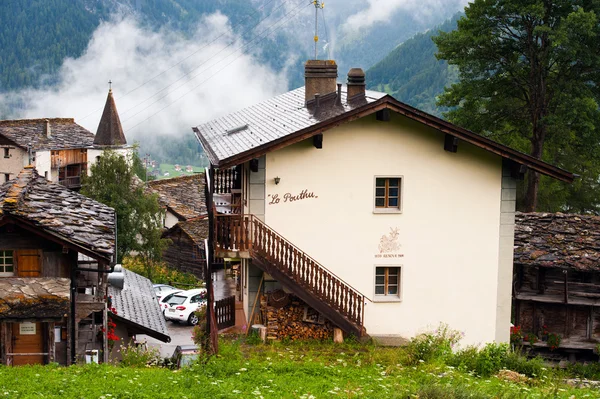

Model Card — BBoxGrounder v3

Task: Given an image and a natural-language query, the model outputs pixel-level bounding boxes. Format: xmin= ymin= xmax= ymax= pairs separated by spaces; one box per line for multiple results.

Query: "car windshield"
xmin=168 ymin=295 xmax=187 ymax=305
xmin=162 ymin=292 xmax=178 ymax=303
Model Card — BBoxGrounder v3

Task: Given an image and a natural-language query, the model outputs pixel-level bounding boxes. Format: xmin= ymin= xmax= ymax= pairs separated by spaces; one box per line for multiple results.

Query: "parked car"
xmin=153 ymin=284 xmax=177 ymax=298
xmin=171 ymin=345 xmax=200 ymax=368
xmin=164 ymin=289 xmax=207 ymax=325
xmin=159 ymin=290 xmax=183 ymax=316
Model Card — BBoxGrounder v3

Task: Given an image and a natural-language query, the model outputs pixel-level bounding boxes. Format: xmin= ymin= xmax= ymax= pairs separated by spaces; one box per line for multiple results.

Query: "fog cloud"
xmin=1 ymin=13 xmax=288 ymax=140
xmin=342 ymin=0 xmax=469 ymax=32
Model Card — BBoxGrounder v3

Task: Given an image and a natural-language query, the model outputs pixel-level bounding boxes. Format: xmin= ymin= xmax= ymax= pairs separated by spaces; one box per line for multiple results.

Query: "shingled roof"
xmin=147 ymin=174 xmax=206 ymax=220
xmin=193 ymin=86 xmax=573 ymax=183
xmin=0 ymin=118 xmax=95 ymax=151
xmin=0 ymin=167 xmax=115 ymax=260
xmin=108 ymin=267 xmax=170 ymax=342
xmin=169 ymin=218 xmax=209 ymax=247
xmin=514 ymin=212 xmax=600 ymax=271
xmin=94 ymin=89 xmax=127 ymax=147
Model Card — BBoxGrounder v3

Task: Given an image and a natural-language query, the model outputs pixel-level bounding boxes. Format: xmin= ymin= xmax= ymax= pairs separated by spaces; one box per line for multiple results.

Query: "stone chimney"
xmin=44 ymin=119 xmax=51 ymax=138
xmin=305 ymin=60 xmax=338 ymax=103
xmin=347 ymin=68 xmax=366 ymax=100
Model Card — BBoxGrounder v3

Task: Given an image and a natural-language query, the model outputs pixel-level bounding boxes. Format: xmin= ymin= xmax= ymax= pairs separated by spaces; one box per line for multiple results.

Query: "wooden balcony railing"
xmin=215 ymin=214 xmax=365 ymax=333
xmin=214 ymin=167 xmax=241 ymax=194
xmin=59 ymin=176 xmax=81 ymax=188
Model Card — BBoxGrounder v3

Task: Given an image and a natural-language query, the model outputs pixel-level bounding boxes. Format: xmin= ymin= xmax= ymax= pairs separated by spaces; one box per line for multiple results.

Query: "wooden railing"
xmin=215 ymin=295 xmax=236 ymax=330
xmin=214 ymin=167 xmax=241 ymax=194
xmin=59 ymin=176 xmax=81 ymax=188
xmin=214 ymin=214 xmax=365 ymax=332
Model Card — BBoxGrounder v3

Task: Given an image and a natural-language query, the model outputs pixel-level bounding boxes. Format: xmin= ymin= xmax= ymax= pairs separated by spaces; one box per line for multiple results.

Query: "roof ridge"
xmin=0 ymin=118 xmax=75 ymax=126
xmin=147 ymin=173 xmax=204 ymax=186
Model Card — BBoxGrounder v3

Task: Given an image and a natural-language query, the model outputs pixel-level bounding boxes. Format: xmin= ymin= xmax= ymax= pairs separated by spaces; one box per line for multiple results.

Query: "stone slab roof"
xmin=147 ymin=174 xmax=206 ymax=220
xmin=0 ymin=278 xmax=70 ymax=319
xmin=108 ymin=267 xmax=170 ymax=342
xmin=0 ymin=118 xmax=95 ymax=151
xmin=176 ymin=218 xmax=208 ymax=247
xmin=0 ymin=167 xmax=115 ymax=260
xmin=515 ymin=212 xmax=600 ymax=271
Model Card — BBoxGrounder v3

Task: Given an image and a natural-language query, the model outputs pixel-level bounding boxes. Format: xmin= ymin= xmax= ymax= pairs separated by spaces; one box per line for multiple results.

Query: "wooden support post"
xmin=313 ymin=134 xmax=323 ymax=149
xmin=47 ymin=322 xmax=55 ymax=364
xmin=444 ymin=134 xmax=458 ymax=153
xmin=563 ymin=269 xmax=569 ymax=303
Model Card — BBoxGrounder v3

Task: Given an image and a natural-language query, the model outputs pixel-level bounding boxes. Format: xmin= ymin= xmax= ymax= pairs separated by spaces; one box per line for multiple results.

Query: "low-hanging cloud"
xmin=1 ymin=13 xmax=289 ymax=140
xmin=341 ymin=0 xmax=469 ymax=32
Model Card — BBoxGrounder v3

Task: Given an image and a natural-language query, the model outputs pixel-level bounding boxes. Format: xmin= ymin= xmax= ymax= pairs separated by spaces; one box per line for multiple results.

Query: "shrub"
xmin=118 ymin=341 xmax=161 ymax=368
xmin=405 ymin=324 xmax=462 ymax=364
xmin=191 ymin=306 xmax=208 ymax=347
xmin=123 ymin=256 xmax=201 ymax=288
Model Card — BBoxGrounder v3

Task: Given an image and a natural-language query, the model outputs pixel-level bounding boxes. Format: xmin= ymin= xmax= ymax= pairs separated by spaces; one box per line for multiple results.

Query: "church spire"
xmin=94 ymin=86 xmax=127 ymax=147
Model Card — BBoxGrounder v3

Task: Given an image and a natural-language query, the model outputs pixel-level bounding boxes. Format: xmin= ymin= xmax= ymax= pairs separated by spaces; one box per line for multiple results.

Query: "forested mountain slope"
xmin=367 ymin=14 xmax=461 ymax=116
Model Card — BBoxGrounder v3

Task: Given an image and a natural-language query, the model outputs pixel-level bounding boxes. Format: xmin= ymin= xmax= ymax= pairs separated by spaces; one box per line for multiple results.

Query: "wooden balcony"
xmin=214 ymin=214 xmax=365 ymax=336
xmin=59 ymin=176 xmax=81 ymax=189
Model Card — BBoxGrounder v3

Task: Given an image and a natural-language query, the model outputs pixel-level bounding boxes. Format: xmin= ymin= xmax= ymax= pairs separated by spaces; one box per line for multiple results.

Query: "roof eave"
xmin=110 ymin=313 xmax=171 ymax=343
xmin=194 ymin=95 xmax=574 ymax=183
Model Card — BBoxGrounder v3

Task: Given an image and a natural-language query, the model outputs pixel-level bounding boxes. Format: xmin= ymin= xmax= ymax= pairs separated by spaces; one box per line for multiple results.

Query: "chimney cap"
xmin=348 ymin=68 xmax=366 ymax=85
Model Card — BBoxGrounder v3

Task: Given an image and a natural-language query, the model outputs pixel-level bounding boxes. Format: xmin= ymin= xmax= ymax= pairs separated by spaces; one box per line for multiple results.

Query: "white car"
xmin=159 ymin=290 xmax=183 ymax=315
xmin=153 ymin=284 xmax=177 ymax=298
xmin=164 ymin=289 xmax=207 ymax=326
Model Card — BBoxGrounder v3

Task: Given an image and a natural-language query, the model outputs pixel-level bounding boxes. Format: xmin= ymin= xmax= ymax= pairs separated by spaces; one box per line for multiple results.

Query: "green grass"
xmin=0 ymin=338 xmax=598 ymax=398
xmin=152 ymin=163 xmax=204 ymax=180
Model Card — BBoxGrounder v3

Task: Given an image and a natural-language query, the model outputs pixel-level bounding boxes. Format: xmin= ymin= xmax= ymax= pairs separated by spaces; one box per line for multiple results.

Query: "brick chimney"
xmin=44 ymin=119 xmax=51 ymax=138
xmin=347 ymin=68 xmax=366 ymax=100
xmin=305 ymin=60 xmax=338 ymax=103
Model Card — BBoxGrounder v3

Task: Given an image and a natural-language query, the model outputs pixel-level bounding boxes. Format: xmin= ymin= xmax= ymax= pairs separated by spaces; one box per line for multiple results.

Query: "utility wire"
xmin=118 ymin=0 xmax=306 ymax=120
xmin=124 ymin=2 xmax=311 ymax=133
xmin=121 ymin=1 xmax=310 ymax=126
xmin=77 ymin=0 xmax=297 ymax=122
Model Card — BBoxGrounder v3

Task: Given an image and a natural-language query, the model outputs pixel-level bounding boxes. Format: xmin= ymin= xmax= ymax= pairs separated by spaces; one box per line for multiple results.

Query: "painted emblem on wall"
xmin=268 ymin=189 xmax=318 ymax=205
xmin=375 ymin=227 xmax=404 ymax=259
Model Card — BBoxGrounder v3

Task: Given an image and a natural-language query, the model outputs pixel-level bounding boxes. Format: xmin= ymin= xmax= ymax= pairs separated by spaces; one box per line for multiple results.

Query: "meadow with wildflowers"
xmin=1 ymin=332 xmax=599 ymax=398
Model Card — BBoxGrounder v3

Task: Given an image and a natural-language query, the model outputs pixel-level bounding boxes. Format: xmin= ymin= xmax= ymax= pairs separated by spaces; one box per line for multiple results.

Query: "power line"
xmin=124 ymin=2 xmax=311 ymax=133
xmin=121 ymin=1 xmax=310 ymax=126
xmin=320 ymin=6 xmax=331 ymax=60
xmin=118 ymin=0 xmax=306 ymax=120
xmin=77 ymin=0 xmax=297 ymax=122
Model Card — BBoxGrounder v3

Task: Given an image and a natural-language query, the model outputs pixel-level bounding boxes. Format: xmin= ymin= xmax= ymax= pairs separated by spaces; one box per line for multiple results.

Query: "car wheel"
xmin=188 ymin=313 xmax=199 ymax=326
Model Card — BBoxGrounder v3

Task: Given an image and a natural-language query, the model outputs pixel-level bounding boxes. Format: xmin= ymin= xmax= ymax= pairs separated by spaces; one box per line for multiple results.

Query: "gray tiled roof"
xmin=515 ymin=212 xmax=600 ymax=271
xmin=0 ymin=167 xmax=115 ymax=259
xmin=108 ymin=268 xmax=170 ymax=342
xmin=193 ymin=86 xmax=386 ymax=165
xmin=147 ymin=174 xmax=206 ymax=220
xmin=0 ymin=118 xmax=95 ymax=151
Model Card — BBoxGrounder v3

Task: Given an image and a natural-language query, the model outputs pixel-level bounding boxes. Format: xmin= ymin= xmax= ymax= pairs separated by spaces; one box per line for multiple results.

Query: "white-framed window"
xmin=0 ymin=250 xmax=15 ymax=276
xmin=374 ymin=266 xmax=402 ymax=302
xmin=374 ymin=176 xmax=403 ymax=213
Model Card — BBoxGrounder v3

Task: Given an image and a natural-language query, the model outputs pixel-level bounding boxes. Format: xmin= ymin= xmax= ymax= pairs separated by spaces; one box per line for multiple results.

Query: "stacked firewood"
xmin=261 ymin=294 xmax=333 ymax=341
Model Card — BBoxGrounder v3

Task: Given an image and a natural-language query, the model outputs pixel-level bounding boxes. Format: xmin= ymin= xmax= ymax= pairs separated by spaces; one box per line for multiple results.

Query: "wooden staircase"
xmin=215 ymin=214 xmax=365 ymax=337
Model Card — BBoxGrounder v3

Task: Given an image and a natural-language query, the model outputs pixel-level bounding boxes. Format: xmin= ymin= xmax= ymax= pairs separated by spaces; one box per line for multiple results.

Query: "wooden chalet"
xmin=0 ymin=88 xmax=129 ymax=190
xmin=147 ymin=174 xmax=212 ymax=279
xmin=0 ymin=167 xmax=115 ymax=365
xmin=194 ymin=60 xmax=573 ymax=345
xmin=514 ymin=212 xmax=600 ymax=354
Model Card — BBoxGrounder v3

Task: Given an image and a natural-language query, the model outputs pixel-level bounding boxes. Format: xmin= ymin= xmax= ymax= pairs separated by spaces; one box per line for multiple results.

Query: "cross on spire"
xmin=108 ymin=80 xmax=113 ymax=91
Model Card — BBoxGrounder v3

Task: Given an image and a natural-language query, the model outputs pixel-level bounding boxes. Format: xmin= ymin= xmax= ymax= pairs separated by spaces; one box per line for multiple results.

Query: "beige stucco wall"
xmin=262 ymin=113 xmax=506 ymax=346
xmin=165 ymin=211 xmax=180 ymax=229
xmin=0 ymin=146 xmax=28 ymax=182
xmin=34 ymin=150 xmax=52 ymax=181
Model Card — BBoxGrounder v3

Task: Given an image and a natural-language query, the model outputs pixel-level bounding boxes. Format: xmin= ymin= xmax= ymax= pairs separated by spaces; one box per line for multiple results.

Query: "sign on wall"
xmin=19 ymin=322 xmax=36 ymax=335
xmin=375 ymin=227 xmax=404 ymax=259
xmin=268 ymin=189 xmax=318 ymax=205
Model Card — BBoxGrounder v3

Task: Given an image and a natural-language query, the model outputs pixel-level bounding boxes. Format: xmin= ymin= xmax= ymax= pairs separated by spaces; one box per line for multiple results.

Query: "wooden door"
xmin=11 ymin=322 xmax=45 ymax=365
xmin=16 ymin=250 xmax=41 ymax=277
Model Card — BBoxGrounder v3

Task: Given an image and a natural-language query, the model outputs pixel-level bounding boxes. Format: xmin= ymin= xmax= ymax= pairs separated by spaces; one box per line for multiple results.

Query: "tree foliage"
xmin=434 ymin=0 xmax=600 ymax=212
xmin=81 ymin=150 xmax=168 ymax=264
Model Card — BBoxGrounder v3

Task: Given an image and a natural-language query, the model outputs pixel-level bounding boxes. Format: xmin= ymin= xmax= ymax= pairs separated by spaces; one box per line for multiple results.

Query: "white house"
xmin=0 ymin=89 xmax=130 ymax=189
xmin=193 ymin=60 xmax=573 ymax=346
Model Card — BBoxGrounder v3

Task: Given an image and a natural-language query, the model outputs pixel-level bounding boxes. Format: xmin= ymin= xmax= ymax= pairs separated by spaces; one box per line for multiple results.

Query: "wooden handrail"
xmin=214 ymin=213 xmax=365 ymax=331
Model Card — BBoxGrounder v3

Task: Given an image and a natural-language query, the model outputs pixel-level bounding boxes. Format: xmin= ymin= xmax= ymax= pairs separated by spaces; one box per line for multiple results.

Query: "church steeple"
xmin=94 ymin=87 xmax=127 ymax=147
